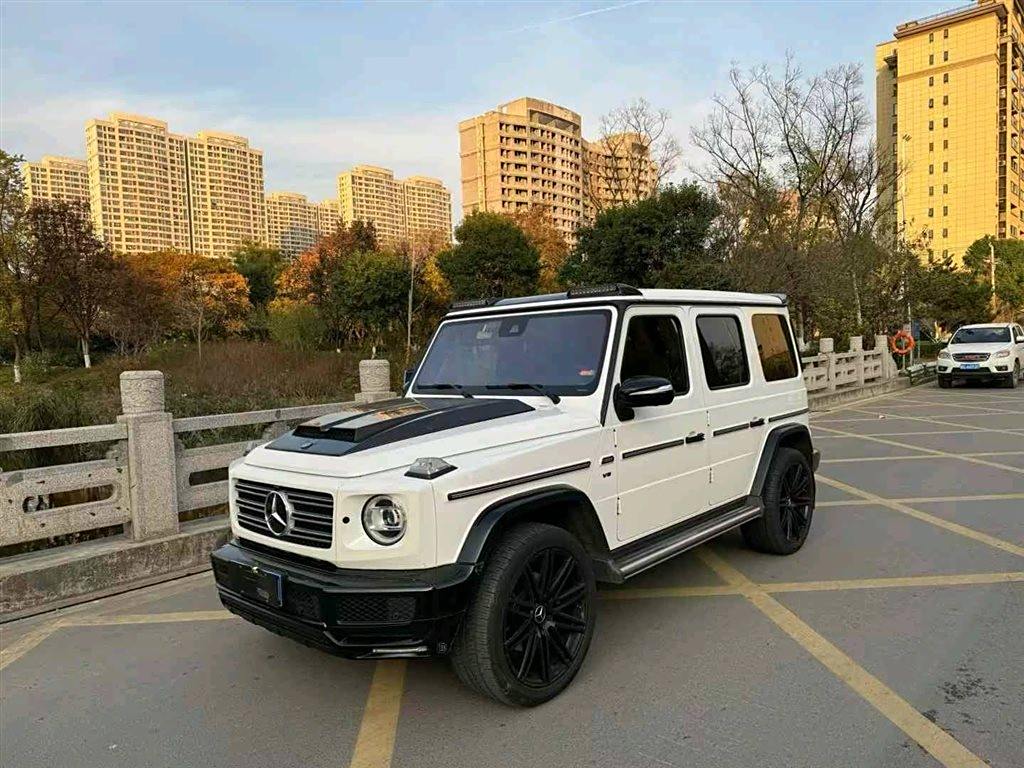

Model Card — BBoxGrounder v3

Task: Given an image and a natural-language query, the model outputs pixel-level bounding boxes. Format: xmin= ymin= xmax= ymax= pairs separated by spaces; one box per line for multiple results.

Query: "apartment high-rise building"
xmin=459 ymin=98 xmax=655 ymax=242
xmin=22 ymin=156 xmax=90 ymax=208
xmin=877 ymin=0 xmax=1024 ymax=262
xmin=86 ymin=113 xmax=192 ymax=253
xmin=265 ymin=192 xmax=319 ymax=258
xmin=337 ymin=165 xmax=451 ymax=244
xmin=315 ymin=199 xmax=342 ymax=237
xmin=85 ymin=113 xmax=265 ymax=257
xmin=402 ymin=176 xmax=452 ymax=242
xmin=186 ymin=131 xmax=265 ymax=258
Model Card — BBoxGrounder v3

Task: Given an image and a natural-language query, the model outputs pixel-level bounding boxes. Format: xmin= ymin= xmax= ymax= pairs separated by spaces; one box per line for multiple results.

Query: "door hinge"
xmin=709 ymin=466 xmax=714 ymax=484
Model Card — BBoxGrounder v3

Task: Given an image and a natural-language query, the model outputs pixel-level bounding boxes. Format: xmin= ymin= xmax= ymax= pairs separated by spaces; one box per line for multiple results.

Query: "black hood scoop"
xmin=267 ymin=397 xmax=535 ymax=457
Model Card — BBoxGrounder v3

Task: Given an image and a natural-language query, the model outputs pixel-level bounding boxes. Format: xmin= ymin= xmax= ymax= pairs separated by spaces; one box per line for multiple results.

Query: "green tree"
xmin=562 ymin=184 xmax=723 ymax=289
xmin=326 ymin=250 xmax=408 ymax=346
xmin=0 ymin=149 xmax=30 ymax=381
xmin=963 ymin=236 xmax=1024 ymax=319
xmin=911 ymin=253 xmax=990 ymax=331
xmin=231 ymin=241 xmax=285 ymax=307
xmin=437 ymin=212 xmax=540 ymax=300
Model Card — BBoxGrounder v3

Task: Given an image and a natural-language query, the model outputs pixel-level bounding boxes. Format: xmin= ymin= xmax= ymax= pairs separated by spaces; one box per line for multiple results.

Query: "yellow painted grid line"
xmin=817 ymin=492 xmax=1024 ymax=507
xmin=349 ymin=661 xmax=407 ymax=768
xmin=0 ymin=619 xmax=64 ymax=671
xmin=822 ymin=450 xmax=1024 ymax=463
xmin=847 ymin=407 xmax=1024 ymax=437
xmin=817 ymin=474 xmax=1024 ymax=558
xmin=695 ymin=549 xmax=988 ymax=768
xmin=66 ymin=610 xmax=237 ymax=626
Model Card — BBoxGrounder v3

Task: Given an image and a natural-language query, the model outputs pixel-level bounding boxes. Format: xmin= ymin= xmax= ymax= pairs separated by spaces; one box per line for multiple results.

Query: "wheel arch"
xmin=749 ymin=424 xmax=814 ymax=499
xmin=456 ymin=485 xmax=609 ymax=566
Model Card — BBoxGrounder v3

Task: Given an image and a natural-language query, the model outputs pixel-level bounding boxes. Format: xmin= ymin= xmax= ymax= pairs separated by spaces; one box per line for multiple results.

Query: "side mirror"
xmin=614 ymin=376 xmax=674 ymax=421
xmin=403 ymin=368 xmax=416 ymax=389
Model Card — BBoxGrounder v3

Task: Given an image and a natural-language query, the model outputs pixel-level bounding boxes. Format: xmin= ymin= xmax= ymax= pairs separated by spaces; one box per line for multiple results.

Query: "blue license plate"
xmin=960 ymin=363 xmax=980 ymax=370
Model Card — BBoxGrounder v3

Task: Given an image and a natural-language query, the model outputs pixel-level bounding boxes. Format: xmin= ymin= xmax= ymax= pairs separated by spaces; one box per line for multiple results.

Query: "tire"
xmin=1008 ymin=362 xmax=1020 ymax=388
xmin=938 ymin=376 xmax=952 ymax=389
xmin=451 ymin=523 xmax=596 ymax=706
xmin=742 ymin=447 xmax=815 ymax=555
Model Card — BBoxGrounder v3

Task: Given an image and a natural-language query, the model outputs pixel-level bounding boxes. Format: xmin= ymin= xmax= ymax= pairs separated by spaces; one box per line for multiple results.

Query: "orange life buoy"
xmin=889 ymin=331 xmax=915 ymax=356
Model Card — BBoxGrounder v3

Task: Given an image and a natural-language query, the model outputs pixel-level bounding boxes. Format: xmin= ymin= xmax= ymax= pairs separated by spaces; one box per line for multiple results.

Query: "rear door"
xmin=691 ymin=310 xmax=761 ymax=508
xmin=612 ymin=306 xmax=710 ymax=542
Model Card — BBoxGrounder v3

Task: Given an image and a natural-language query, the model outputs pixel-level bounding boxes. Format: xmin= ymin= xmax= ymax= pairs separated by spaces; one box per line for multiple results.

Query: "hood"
xmin=244 ymin=397 xmax=598 ymax=478
xmin=947 ymin=342 xmax=1012 ymax=354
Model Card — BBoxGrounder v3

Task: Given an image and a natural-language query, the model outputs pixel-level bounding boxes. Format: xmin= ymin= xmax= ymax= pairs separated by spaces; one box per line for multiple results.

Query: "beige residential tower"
xmin=22 ymin=156 xmax=90 ymax=208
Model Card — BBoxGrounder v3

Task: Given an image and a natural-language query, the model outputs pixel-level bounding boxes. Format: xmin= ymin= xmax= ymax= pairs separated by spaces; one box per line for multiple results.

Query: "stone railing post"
xmin=355 ymin=359 xmax=397 ymax=404
xmin=875 ymin=334 xmax=893 ymax=380
xmin=819 ymin=338 xmax=836 ymax=391
xmin=850 ymin=336 xmax=865 ymax=387
xmin=118 ymin=371 xmax=179 ymax=541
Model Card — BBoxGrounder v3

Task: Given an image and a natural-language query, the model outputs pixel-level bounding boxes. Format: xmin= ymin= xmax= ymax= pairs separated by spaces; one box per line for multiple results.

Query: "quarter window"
xmin=752 ymin=314 xmax=800 ymax=382
xmin=696 ymin=315 xmax=750 ymax=389
xmin=620 ymin=315 xmax=689 ymax=394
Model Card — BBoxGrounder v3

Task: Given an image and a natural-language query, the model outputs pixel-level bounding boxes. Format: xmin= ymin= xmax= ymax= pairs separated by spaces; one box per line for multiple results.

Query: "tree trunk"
xmin=81 ymin=335 xmax=92 ymax=368
xmin=406 ymin=258 xmax=414 ymax=369
xmin=12 ymin=338 xmax=22 ymax=384
xmin=851 ymin=272 xmax=863 ymax=327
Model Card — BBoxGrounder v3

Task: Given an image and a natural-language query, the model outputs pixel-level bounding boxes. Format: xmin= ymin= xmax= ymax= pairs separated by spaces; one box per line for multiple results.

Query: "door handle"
xmin=685 ymin=432 xmax=705 ymax=444
xmin=749 ymin=417 xmax=765 ymax=428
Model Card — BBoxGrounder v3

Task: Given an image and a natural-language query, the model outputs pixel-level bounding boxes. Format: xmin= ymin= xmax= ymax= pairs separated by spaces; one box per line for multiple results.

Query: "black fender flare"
xmin=749 ymin=423 xmax=815 ymax=499
xmin=455 ymin=485 xmax=604 ymax=565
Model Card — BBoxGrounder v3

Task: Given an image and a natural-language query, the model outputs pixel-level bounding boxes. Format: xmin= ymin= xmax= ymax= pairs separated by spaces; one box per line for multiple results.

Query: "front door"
xmin=612 ymin=307 xmax=710 ymax=542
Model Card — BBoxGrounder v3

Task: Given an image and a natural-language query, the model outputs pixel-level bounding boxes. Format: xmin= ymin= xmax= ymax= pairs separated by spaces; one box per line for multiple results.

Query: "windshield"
xmin=413 ymin=310 xmax=612 ymax=397
xmin=950 ymin=327 xmax=1010 ymax=344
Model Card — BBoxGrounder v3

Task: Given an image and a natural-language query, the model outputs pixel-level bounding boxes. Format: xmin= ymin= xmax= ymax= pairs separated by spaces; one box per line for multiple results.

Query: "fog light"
xmin=362 ymin=495 xmax=407 ymax=545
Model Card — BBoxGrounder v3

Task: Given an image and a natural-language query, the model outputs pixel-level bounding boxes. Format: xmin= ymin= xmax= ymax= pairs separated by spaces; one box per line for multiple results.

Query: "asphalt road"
xmin=2 ymin=382 xmax=1022 ymax=768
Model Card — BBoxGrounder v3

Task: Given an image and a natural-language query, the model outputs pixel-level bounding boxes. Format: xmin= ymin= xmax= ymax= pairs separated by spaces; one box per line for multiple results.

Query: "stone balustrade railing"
xmin=0 ymin=362 xmax=395 ymax=551
xmin=800 ymin=335 xmax=898 ymax=394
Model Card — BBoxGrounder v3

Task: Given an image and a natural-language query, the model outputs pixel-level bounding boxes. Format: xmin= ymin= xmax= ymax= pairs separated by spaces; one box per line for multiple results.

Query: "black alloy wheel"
xmin=777 ymin=462 xmax=813 ymax=543
xmin=502 ymin=547 xmax=589 ymax=688
xmin=741 ymin=446 xmax=815 ymax=555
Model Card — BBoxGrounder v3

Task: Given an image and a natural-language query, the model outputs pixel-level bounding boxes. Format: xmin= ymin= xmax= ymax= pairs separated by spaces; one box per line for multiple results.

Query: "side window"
xmin=752 ymin=313 xmax=800 ymax=381
xmin=695 ymin=315 xmax=750 ymax=390
xmin=1015 ymin=325 xmax=1024 ymax=342
xmin=620 ymin=314 xmax=689 ymax=394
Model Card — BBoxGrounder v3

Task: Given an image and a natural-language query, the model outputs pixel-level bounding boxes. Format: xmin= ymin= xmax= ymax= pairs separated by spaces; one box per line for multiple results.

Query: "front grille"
xmin=337 ymin=595 xmax=416 ymax=624
xmin=234 ymin=479 xmax=334 ymax=549
xmin=953 ymin=352 xmax=990 ymax=362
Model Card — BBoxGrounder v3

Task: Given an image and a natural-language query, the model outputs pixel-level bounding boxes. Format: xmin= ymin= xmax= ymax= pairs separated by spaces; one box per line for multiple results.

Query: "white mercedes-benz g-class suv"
xmin=212 ymin=284 xmax=819 ymax=706
xmin=937 ymin=322 xmax=1024 ymax=388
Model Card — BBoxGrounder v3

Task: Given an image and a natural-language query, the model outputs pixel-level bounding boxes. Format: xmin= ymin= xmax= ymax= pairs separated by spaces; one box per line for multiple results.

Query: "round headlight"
xmin=362 ymin=495 xmax=407 ymax=546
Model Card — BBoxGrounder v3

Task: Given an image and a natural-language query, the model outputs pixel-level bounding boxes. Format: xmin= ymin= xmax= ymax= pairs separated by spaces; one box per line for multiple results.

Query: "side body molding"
xmin=748 ymin=423 xmax=815 ymax=499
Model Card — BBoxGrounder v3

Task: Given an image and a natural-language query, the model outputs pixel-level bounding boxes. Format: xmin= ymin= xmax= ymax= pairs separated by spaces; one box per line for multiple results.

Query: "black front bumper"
xmin=211 ymin=540 xmax=476 ymax=658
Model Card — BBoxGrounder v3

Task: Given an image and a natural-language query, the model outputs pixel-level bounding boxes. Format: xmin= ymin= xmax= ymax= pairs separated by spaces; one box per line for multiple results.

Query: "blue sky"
xmin=1 ymin=0 xmax=961 ymax=212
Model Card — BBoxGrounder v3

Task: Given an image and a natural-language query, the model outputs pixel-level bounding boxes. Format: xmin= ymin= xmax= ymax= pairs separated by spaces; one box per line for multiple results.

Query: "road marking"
xmin=817 ymin=474 xmax=1024 ymax=558
xmin=812 ymin=424 xmax=1024 ymax=474
xmin=765 ymin=571 xmax=1024 ymax=593
xmin=349 ymin=661 xmax=407 ymax=768
xmin=813 ymin=430 xmax=984 ymax=438
xmin=66 ymin=610 xmax=236 ymax=626
xmin=848 ymin=407 xmax=1024 ymax=437
xmin=821 ymin=450 xmax=1024 ymax=464
xmin=696 ymin=549 xmax=989 ymax=768
xmin=602 ymin=584 xmax=743 ymax=600
xmin=0 ymin=620 xmax=63 ymax=671
xmin=817 ymin=492 xmax=1024 ymax=507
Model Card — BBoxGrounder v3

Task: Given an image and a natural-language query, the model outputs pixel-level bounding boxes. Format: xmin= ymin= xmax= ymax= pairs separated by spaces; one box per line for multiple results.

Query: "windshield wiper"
xmin=485 ymin=383 xmax=561 ymax=404
xmin=416 ymin=383 xmax=474 ymax=398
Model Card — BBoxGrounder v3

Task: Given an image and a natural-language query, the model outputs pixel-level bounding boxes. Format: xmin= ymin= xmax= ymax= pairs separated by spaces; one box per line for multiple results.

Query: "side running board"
xmin=602 ymin=503 xmax=763 ymax=583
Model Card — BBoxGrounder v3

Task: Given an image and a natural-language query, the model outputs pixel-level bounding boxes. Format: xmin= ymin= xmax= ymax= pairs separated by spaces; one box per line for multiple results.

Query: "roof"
xmin=447 ymin=285 xmax=787 ymax=317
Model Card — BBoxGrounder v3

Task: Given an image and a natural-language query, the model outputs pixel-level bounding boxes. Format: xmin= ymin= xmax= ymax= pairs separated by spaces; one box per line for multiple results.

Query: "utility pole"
xmin=990 ymin=239 xmax=998 ymax=317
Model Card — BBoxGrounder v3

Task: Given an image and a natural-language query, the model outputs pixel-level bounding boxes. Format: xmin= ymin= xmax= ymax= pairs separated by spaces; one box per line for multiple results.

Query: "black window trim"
xmin=618 ymin=310 xmax=691 ymax=397
xmin=751 ymin=311 xmax=801 ymax=384
xmin=695 ymin=312 xmax=752 ymax=391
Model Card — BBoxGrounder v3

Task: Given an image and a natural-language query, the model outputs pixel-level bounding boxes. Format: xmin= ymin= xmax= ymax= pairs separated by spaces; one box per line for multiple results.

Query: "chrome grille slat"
xmin=233 ymin=479 xmax=334 ymax=549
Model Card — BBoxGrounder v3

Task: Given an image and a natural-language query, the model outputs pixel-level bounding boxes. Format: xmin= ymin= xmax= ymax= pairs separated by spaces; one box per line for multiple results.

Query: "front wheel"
xmin=742 ymin=447 xmax=815 ymax=555
xmin=451 ymin=523 xmax=596 ymax=706
xmin=938 ymin=375 xmax=952 ymax=389
xmin=1008 ymin=362 xmax=1020 ymax=388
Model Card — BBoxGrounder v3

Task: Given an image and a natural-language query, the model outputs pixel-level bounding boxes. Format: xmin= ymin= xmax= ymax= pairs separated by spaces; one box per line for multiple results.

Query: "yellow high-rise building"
xmin=86 ymin=113 xmax=192 ymax=254
xmin=22 ymin=156 xmax=90 ymax=208
xmin=85 ymin=113 xmax=265 ymax=257
xmin=265 ymin=192 xmax=319 ymax=258
xmin=337 ymin=165 xmax=451 ymax=244
xmin=186 ymin=131 xmax=265 ymax=258
xmin=315 ymin=199 xmax=342 ymax=237
xmin=459 ymin=97 xmax=656 ymax=242
xmin=877 ymin=0 xmax=1024 ymax=262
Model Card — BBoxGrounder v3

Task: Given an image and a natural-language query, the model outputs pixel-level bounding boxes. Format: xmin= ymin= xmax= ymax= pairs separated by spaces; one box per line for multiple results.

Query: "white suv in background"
xmin=937 ymin=323 xmax=1024 ymax=389
xmin=212 ymin=285 xmax=819 ymax=705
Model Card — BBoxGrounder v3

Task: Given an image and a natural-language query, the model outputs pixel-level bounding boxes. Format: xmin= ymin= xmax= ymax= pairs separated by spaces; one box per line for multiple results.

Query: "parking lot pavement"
xmin=2 ymin=383 xmax=1022 ymax=768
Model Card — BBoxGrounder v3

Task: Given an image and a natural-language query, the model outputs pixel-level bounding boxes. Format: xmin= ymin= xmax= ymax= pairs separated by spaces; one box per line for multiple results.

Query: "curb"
xmin=808 ymin=378 xmax=911 ymax=412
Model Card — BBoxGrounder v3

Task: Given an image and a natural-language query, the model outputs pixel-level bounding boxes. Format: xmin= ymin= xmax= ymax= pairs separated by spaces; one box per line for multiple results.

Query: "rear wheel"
xmin=742 ymin=447 xmax=815 ymax=555
xmin=451 ymin=523 xmax=596 ymax=706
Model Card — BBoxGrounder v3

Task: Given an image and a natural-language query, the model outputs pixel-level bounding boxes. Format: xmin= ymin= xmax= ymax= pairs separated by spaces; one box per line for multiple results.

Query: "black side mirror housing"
xmin=403 ymin=368 xmax=416 ymax=389
xmin=614 ymin=376 xmax=674 ymax=421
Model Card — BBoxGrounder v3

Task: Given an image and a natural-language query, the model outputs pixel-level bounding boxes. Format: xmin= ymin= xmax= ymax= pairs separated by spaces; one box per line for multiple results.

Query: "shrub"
xmin=268 ymin=302 xmax=326 ymax=350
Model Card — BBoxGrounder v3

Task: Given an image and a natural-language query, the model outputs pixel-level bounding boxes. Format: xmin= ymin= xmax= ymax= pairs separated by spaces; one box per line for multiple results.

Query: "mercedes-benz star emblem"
xmin=263 ymin=490 xmax=294 ymax=537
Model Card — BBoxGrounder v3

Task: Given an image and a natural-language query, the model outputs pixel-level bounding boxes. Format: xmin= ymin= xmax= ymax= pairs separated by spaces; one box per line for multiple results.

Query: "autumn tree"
xmin=28 ymin=200 xmax=115 ymax=368
xmin=506 ymin=205 xmax=568 ymax=293
xmin=398 ymin=228 xmax=451 ymax=363
xmin=100 ymin=251 xmax=183 ymax=355
xmin=437 ymin=212 xmax=540 ymax=300
xmin=176 ymin=255 xmax=251 ymax=359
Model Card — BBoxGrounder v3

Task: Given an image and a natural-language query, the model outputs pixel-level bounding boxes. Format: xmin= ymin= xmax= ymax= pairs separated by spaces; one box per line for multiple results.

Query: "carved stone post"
xmin=875 ymin=334 xmax=893 ymax=379
xmin=850 ymin=336 xmax=865 ymax=387
xmin=118 ymin=371 xmax=179 ymax=541
xmin=355 ymin=359 xmax=397 ymax=404
xmin=820 ymin=338 xmax=836 ymax=392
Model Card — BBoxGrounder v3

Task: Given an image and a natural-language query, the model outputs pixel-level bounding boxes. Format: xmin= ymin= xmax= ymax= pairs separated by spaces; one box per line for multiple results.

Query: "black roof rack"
xmin=450 ymin=297 xmax=497 ymax=310
xmin=566 ymin=283 xmax=642 ymax=299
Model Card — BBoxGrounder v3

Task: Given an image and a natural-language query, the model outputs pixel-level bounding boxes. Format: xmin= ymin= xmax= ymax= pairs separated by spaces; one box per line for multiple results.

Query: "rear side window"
xmin=620 ymin=314 xmax=689 ymax=394
xmin=752 ymin=314 xmax=799 ymax=381
xmin=696 ymin=315 xmax=750 ymax=389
